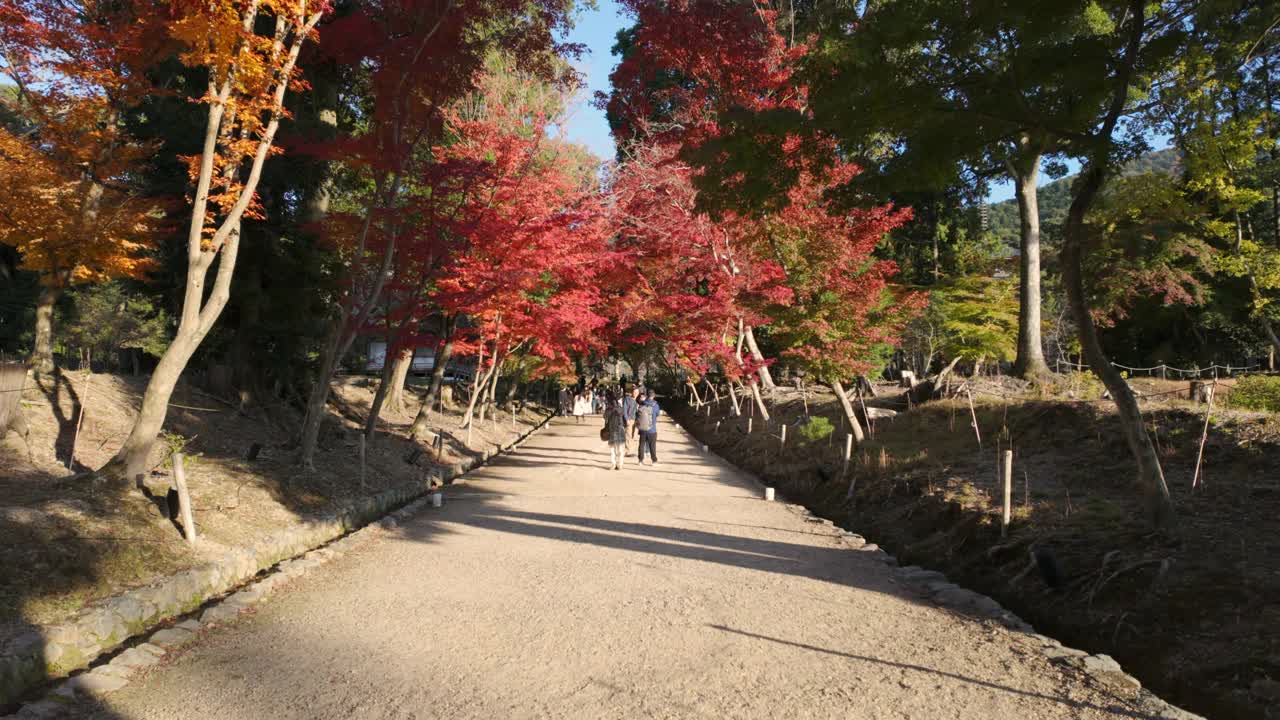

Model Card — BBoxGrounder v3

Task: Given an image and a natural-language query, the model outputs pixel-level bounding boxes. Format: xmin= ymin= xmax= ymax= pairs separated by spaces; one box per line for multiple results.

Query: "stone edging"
xmin=0 ymin=414 xmax=553 ymax=714
xmin=672 ymin=413 xmax=1205 ymax=720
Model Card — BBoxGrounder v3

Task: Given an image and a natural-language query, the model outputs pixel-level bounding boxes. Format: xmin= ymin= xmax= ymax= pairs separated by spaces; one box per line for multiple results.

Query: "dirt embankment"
xmin=0 ymin=370 xmax=547 ymax=658
xmin=672 ymin=378 xmax=1280 ymax=720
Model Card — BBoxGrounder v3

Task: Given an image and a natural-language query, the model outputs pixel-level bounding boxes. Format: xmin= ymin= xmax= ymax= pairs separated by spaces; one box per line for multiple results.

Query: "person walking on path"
xmin=635 ymin=389 xmax=660 ymax=465
xmin=558 ymin=387 xmax=571 ymax=417
xmin=622 ymin=385 xmax=639 ymax=454
xmin=573 ymin=389 xmax=591 ymax=424
xmin=602 ymin=391 xmax=628 ymax=470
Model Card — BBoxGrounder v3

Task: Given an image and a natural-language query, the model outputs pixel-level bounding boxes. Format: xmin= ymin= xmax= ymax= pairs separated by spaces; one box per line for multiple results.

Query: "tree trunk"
xmin=747 ymin=381 xmax=771 ymax=422
xmin=384 ymin=346 xmax=414 ymax=413
xmin=462 ymin=356 xmax=499 ymax=429
xmin=302 ymin=61 xmax=339 ymax=225
xmin=106 ymin=10 xmax=321 ymax=481
xmin=299 ymin=316 xmax=344 ymax=468
xmin=1062 ymin=165 xmax=1175 ymax=528
xmin=727 ymin=380 xmax=742 ymax=416
xmin=410 ymin=327 xmax=455 ymax=442
xmin=480 ymin=356 xmax=501 ymax=422
xmin=686 ymin=381 xmax=702 ymax=406
xmin=1010 ymin=151 xmax=1052 ymax=379
xmin=743 ymin=325 xmax=776 ymax=389
xmin=828 ymin=378 xmax=865 ymax=444
xmin=363 ymin=345 xmax=406 ymax=444
xmin=29 ymin=284 xmax=61 ymax=373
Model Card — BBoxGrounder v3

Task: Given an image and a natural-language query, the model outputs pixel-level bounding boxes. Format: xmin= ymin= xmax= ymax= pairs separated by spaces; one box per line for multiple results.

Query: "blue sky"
xmin=554 ymin=0 xmax=629 ymax=164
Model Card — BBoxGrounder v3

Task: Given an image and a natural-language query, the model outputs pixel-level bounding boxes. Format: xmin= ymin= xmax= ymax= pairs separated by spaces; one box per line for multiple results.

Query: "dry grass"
xmin=676 ymin=377 xmax=1280 ymax=720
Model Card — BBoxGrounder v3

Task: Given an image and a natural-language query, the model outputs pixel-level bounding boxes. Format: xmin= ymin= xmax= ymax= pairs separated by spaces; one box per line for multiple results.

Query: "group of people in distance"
xmin=558 ymin=382 xmax=660 ymax=470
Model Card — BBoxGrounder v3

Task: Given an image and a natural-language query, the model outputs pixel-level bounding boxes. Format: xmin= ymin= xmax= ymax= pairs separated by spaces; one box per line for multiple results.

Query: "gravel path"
xmin=79 ymin=417 xmax=1153 ymax=719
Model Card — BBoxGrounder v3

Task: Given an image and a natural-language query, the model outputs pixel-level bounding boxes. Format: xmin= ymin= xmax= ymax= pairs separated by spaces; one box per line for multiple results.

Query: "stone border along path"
xmin=11 ymin=413 xmax=1206 ymax=720
xmin=0 ymin=412 xmax=555 ymax=715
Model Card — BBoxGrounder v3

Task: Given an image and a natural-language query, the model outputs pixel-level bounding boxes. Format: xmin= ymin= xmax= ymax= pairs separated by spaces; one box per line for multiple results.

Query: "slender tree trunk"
xmin=105 ymin=8 xmax=321 ymax=481
xmin=462 ymin=356 xmax=499 ymax=429
xmin=364 ymin=345 xmax=409 ymax=443
xmin=298 ymin=312 xmax=343 ymax=467
xmin=1062 ymin=170 xmax=1174 ymax=527
xmin=743 ymin=325 xmax=776 ymax=389
xmin=410 ymin=324 xmax=456 ymax=442
xmin=384 ymin=347 xmax=414 ymax=413
xmin=747 ymin=381 xmax=771 ymax=422
xmin=828 ymin=378 xmax=865 ymax=444
xmin=481 ymin=358 xmax=501 ymax=420
xmin=686 ymin=381 xmax=702 ymax=406
xmin=1010 ymin=151 xmax=1052 ymax=379
xmin=727 ymin=380 xmax=742 ymax=416
xmin=30 ymin=284 xmax=61 ymax=373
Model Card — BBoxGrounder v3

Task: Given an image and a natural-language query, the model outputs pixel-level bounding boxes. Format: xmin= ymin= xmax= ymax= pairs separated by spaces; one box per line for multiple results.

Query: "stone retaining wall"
xmin=0 ymin=415 xmax=551 ymax=709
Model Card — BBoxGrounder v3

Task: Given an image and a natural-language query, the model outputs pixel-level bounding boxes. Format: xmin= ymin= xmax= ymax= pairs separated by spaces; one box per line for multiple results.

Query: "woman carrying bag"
xmin=601 ymin=390 xmax=628 ymax=470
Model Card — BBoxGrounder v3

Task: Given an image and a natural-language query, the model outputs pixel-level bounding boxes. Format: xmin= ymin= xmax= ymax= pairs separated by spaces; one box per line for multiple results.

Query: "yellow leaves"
xmin=0 ymin=128 xmax=159 ymax=288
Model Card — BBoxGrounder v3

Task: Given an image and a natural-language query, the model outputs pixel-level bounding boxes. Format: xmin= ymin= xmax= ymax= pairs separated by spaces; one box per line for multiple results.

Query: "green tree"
xmin=63 ymin=282 xmax=170 ymax=373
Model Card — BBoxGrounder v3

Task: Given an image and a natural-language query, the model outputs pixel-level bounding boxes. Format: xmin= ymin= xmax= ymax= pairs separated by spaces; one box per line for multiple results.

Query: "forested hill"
xmin=987 ymin=148 xmax=1181 ymax=246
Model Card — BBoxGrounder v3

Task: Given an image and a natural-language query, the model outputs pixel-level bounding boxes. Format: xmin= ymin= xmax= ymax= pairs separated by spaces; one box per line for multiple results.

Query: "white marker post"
xmin=1001 ymin=449 xmax=1013 ymax=537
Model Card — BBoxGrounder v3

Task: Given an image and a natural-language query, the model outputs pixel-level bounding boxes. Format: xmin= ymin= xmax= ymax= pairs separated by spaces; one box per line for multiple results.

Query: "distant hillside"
xmin=987 ymin=148 xmax=1180 ymax=246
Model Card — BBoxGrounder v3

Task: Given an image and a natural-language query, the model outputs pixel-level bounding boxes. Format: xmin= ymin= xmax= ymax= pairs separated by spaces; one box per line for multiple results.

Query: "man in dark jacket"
xmin=622 ymin=386 xmax=639 ymax=453
xmin=634 ymin=390 xmax=661 ymax=465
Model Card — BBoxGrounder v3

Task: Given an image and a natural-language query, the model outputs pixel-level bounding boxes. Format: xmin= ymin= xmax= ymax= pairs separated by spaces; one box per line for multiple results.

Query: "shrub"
xmin=1227 ymin=375 xmax=1280 ymax=412
xmin=796 ymin=416 xmax=834 ymax=443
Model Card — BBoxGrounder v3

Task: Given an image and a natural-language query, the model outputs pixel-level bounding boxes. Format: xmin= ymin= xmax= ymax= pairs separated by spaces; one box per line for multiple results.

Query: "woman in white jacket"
xmin=572 ymin=390 xmax=592 ymax=424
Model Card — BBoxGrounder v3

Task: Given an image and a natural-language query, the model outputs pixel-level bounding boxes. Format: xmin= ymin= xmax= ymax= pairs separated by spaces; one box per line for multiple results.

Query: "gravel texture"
xmin=75 ymin=417 xmax=1155 ymax=719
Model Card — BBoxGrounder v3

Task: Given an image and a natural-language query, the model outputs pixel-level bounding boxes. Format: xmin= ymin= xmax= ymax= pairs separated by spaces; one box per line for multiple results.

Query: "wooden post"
xmin=67 ymin=374 xmax=93 ymax=470
xmin=359 ymin=434 xmax=367 ymax=491
xmin=780 ymin=424 xmax=787 ymax=449
xmin=1001 ymin=449 xmax=1012 ymax=538
xmin=172 ymin=453 xmax=196 ymax=544
xmin=747 ymin=417 xmax=753 ymax=434
xmin=1192 ymin=382 xmax=1215 ymax=489
xmin=965 ymin=386 xmax=982 ymax=448
xmin=842 ymin=433 xmax=856 ymax=499
xmin=856 ymin=387 xmax=873 ymax=440
xmin=714 ymin=420 xmax=721 ymax=433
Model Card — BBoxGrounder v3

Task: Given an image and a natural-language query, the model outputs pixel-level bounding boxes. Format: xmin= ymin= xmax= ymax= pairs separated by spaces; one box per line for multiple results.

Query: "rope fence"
xmin=1055 ymin=359 xmax=1263 ymax=379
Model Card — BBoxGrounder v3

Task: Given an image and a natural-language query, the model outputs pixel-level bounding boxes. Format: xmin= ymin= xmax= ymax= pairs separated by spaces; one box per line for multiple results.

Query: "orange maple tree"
xmin=0 ymin=0 xmax=165 ymax=370
xmin=106 ymin=0 xmax=327 ymax=481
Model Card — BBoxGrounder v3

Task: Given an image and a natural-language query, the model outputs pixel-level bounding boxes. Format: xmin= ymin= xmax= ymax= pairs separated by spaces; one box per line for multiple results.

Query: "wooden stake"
xmin=843 ymin=433 xmax=856 ymax=499
xmin=747 ymin=417 xmax=753 ymax=434
xmin=780 ymin=424 xmax=787 ymax=449
xmin=1192 ymin=382 xmax=1215 ymax=489
xmin=965 ymin=386 xmax=982 ymax=448
xmin=67 ymin=374 xmax=93 ymax=470
xmin=856 ymin=386 xmax=873 ymax=439
xmin=172 ymin=453 xmax=196 ymax=544
xmin=359 ymin=433 xmax=367 ymax=491
xmin=715 ymin=420 xmax=721 ymax=433
xmin=1001 ymin=449 xmax=1013 ymax=538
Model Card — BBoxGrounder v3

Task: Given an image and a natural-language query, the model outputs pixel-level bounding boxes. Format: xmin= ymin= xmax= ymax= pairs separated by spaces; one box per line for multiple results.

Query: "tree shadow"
xmin=706 ymin=624 xmax=1160 ymax=719
xmin=2 ymin=414 xmax=1164 ymax=719
xmin=32 ymin=370 xmax=84 ymax=470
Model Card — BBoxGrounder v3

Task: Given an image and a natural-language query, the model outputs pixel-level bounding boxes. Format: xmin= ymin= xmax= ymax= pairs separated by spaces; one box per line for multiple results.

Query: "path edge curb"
xmin=0 ymin=412 xmax=555 ymax=714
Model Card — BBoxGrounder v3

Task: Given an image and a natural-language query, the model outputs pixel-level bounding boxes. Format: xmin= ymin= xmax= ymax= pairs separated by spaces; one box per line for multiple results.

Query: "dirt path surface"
xmin=79 ymin=417 xmax=1155 ymax=720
